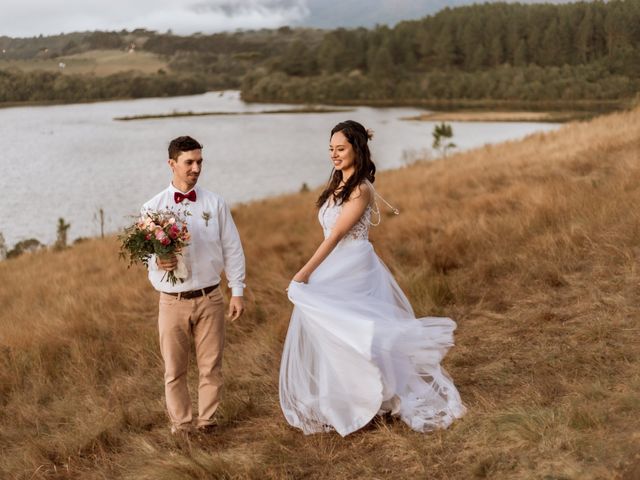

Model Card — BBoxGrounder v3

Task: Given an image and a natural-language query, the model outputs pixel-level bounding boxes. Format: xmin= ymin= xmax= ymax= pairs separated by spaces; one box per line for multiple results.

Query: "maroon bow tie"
xmin=174 ymin=190 xmax=196 ymax=203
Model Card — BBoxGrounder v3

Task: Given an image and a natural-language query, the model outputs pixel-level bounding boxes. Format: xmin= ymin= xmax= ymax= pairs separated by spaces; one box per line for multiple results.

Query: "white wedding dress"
xmin=279 ymin=187 xmax=466 ymax=436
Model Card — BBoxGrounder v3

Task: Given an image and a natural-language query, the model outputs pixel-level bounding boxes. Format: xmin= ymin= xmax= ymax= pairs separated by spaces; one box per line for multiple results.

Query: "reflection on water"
xmin=0 ymin=91 xmax=561 ymax=245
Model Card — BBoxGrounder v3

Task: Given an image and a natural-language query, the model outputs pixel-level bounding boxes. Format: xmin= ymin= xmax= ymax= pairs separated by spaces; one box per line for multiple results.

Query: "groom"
xmin=142 ymin=135 xmax=246 ymax=435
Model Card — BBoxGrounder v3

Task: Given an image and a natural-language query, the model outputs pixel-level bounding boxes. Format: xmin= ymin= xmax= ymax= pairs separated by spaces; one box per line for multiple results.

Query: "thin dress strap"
xmin=364 ymin=180 xmax=399 ymax=226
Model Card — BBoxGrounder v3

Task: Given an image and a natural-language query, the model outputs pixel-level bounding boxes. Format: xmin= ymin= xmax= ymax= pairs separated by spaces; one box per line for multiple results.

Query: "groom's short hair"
xmin=168 ymin=136 xmax=203 ymax=160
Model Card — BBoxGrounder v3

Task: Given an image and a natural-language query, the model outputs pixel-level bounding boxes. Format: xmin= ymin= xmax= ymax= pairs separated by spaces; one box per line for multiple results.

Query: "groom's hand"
xmin=228 ymin=296 xmax=244 ymax=322
xmin=156 ymin=254 xmax=177 ymax=271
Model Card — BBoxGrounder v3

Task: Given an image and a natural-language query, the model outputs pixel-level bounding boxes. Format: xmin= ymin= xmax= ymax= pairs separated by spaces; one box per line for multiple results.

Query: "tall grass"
xmin=2 ymin=106 xmax=640 ymax=479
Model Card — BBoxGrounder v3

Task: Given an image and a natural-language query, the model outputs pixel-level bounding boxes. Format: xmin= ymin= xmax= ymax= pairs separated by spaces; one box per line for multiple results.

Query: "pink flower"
xmin=155 ymin=229 xmax=168 ymax=243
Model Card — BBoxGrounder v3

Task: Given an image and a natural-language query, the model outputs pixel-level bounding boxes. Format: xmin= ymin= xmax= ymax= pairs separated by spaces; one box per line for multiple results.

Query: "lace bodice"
xmin=319 ymin=200 xmax=372 ymax=241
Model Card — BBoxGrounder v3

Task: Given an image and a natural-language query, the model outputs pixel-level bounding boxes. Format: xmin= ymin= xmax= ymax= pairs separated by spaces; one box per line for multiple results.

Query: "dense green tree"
xmin=489 ymin=36 xmax=504 ymax=67
xmin=433 ymin=23 xmax=457 ymax=68
xmin=369 ymin=43 xmax=394 ymax=78
xmin=576 ymin=6 xmax=595 ymax=63
xmin=279 ymin=40 xmax=317 ymax=76
xmin=460 ymin=18 xmax=483 ymax=69
xmin=317 ymin=31 xmax=350 ymax=73
xmin=514 ymin=39 xmax=528 ymax=67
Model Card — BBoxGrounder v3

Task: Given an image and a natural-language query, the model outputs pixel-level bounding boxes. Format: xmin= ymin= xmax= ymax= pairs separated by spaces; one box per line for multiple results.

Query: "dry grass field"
xmin=0 ymin=49 xmax=168 ymax=76
xmin=403 ymin=111 xmax=587 ymax=123
xmin=2 ymin=106 xmax=640 ymax=479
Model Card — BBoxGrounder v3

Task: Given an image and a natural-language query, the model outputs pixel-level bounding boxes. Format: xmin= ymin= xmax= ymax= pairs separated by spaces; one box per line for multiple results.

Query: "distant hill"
xmin=1 ymin=1 xmax=638 ymax=108
xmin=0 ymin=49 xmax=168 ymax=76
xmin=0 ymin=30 xmax=155 ymax=61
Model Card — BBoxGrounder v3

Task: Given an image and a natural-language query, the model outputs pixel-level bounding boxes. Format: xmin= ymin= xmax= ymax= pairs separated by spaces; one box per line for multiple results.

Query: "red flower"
xmin=168 ymin=223 xmax=180 ymax=239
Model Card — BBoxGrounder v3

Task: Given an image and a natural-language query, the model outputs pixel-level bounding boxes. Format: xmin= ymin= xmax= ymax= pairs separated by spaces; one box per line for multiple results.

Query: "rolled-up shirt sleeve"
xmin=218 ymin=200 xmax=246 ymax=297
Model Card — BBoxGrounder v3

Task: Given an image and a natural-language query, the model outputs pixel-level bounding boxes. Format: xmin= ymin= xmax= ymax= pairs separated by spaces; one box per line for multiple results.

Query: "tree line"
xmin=1 ymin=0 xmax=639 ymax=106
xmin=0 ymin=70 xmax=207 ymax=103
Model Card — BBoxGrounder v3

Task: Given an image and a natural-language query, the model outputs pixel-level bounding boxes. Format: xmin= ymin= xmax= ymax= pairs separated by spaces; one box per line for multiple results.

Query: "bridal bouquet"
xmin=119 ymin=209 xmax=191 ymax=285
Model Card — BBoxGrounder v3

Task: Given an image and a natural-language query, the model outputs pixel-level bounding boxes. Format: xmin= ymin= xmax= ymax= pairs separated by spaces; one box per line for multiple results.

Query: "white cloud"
xmin=0 ymin=0 xmax=310 ymax=37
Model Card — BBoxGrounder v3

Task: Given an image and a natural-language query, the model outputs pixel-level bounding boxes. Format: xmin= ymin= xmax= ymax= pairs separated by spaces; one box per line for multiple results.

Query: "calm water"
xmin=0 ymin=91 xmax=560 ymax=246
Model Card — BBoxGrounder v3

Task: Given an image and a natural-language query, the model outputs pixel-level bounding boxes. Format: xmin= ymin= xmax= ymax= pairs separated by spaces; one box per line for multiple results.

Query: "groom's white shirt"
xmin=142 ymin=183 xmax=245 ymax=296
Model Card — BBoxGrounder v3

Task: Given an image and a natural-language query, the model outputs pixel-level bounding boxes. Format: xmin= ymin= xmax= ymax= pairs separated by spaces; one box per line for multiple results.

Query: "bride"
xmin=279 ymin=120 xmax=466 ymax=436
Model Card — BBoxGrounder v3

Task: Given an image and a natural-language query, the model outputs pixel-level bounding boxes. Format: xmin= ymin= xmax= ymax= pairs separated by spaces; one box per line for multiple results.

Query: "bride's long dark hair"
xmin=316 ymin=120 xmax=376 ymax=208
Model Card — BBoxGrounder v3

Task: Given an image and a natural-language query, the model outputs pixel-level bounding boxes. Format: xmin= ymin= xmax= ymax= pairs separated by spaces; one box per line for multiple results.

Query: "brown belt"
xmin=163 ymin=284 xmax=219 ymax=300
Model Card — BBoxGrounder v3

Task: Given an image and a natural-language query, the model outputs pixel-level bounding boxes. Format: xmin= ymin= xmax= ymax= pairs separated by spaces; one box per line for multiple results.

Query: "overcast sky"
xmin=1 ymin=0 xmax=580 ymax=38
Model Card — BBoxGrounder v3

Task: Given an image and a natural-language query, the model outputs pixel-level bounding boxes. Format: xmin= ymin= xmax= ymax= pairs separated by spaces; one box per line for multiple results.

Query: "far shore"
xmin=402 ymin=110 xmax=593 ymax=123
xmin=113 ymin=106 xmax=353 ymax=121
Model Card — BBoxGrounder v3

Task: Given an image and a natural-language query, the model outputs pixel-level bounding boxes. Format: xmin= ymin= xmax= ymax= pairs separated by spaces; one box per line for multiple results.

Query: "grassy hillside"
xmin=0 ymin=49 xmax=168 ymax=76
xmin=2 ymin=107 xmax=640 ymax=479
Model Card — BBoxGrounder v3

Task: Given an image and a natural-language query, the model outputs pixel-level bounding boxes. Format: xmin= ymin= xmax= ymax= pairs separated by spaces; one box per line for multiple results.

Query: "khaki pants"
xmin=157 ymin=287 xmax=225 ymax=430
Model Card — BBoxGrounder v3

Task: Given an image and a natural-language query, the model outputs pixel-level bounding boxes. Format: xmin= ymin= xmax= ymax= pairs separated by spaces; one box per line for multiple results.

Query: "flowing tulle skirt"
xmin=279 ymin=240 xmax=466 ymax=437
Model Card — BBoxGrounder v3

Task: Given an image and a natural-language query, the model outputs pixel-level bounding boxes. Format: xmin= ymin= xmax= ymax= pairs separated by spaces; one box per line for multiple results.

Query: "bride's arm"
xmin=292 ymin=184 xmax=371 ymax=283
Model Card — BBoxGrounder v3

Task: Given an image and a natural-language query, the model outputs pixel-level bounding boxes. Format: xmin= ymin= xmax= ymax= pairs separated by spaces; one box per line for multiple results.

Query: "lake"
xmin=0 ymin=91 xmax=561 ymax=246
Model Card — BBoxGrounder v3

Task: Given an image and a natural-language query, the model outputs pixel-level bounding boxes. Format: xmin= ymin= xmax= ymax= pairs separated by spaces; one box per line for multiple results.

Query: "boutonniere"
xmin=202 ymin=211 xmax=211 ymax=227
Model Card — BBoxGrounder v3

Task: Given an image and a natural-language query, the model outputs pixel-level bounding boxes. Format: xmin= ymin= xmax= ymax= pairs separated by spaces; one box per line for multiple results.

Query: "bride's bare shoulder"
xmin=348 ymin=181 xmax=373 ymax=204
